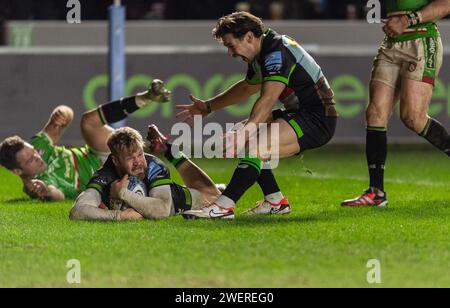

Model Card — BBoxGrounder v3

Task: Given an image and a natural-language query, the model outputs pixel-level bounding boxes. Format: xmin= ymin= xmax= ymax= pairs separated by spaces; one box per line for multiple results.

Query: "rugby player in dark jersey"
xmin=70 ymin=126 xmax=223 ymax=221
xmin=176 ymin=12 xmax=338 ymax=219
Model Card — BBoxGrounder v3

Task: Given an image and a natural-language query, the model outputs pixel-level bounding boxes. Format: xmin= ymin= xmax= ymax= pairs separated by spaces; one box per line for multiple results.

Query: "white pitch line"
xmin=288 ymin=172 xmax=448 ymax=187
xmin=202 ymin=166 xmax=448 ymax=187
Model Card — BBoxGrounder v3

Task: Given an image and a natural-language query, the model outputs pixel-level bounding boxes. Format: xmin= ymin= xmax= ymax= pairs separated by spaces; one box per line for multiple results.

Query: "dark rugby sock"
xmin=257 ymin=163 xmax=281 ymax=196
xmin=420 ymin=118 xmax=450 ymax=157
xmin=366 ymin=126 xmax=387 ymax=192
xmin=97 ymin=96 xmax=139 ymax=125
xmin=222 ymin=157 xmax=262 ymax=204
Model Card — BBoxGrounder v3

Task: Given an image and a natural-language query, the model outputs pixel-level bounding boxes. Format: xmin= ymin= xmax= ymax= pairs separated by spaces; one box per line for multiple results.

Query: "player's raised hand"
xmin=50 ymin=105 xmax=74 ymax=127
xmin=175 ymin=95 xmax=209 ymax=123
xmin=148 ymin=79 xmax=172 ymax=103
xmin=146 ymin=124 xmax=169 ymax=154
xmin=110 ymin=175 xmax=129 ymax=200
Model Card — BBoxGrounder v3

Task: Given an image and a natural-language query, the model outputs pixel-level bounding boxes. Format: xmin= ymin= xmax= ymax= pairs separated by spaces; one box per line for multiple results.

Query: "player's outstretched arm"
xmin=176 ymin=80 xmax=260 ymax=122
xmin=223 ymin=81 xmax=284 ymax=157
xmin=119 ymin=189 xmax=172 ymax=220
xmin=23 ymin=179 xmax=65 ymax=201
xmin=42 ymin=105 xmax=74 ymax=144
xmin=247 ymin=81 xmax=285 ymax=125
xmin=70 ymin=188 xmax=142 ymax=221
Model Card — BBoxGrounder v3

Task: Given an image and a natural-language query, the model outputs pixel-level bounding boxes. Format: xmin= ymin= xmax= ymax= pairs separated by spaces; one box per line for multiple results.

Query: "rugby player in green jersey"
xmin=0 ymin=80 xmax=171 ymax=202
xmin=342 ymin=0 xmax=450 ymax=207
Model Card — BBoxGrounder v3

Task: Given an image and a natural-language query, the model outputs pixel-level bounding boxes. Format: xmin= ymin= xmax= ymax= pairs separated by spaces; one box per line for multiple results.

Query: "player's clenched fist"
xmin=110 ymin=175 xmax=129 ymax=200
xmin=24 ymin=179 xmax=50 ymax=200
xmin=50 ymin=105 xmax=74 ymax=127
xmin=382 ymin=15 xmax=409 ymax=38
xmin=119 ymin=208 xmax=143 ymax=221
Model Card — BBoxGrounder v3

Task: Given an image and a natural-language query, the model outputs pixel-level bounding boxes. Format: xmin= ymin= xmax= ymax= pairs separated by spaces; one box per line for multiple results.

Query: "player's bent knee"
xmin=366 ymin=105 xmax=377 ymax=122
xmin=400 ymin=114 xmax=425 ymax=133
xmin=69 ymin=205 xmax=82 ymax=221
xmin=81 ymin=110 xmax=102 ymax=131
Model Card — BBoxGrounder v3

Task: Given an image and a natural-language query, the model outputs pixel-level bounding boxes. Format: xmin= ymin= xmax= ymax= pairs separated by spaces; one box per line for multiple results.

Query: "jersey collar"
xmin=255 ymin=28 xmax=272 ymax=63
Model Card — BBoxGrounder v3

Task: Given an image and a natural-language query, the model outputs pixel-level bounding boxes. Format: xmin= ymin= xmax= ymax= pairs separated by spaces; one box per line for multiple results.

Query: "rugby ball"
xmin=110 ymin=176 xmax=148 ymax=210
xmin=127 ymin=176 xmax=148 ymax=197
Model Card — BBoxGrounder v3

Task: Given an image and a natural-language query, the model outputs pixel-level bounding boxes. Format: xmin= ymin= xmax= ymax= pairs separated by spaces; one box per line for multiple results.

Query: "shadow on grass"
xmin=178 ymin=214 xmax=318 ymax=229
xmin=1 ymin=199 xmax=74 ymax=208
xmin=383 ymin=200 xmax=450 ymax=219
xmin=1 ymin=198 xmax=32 ymax=204
xmin=312 ymin=200 xmax=450 ymax=222
xmin=66 ymin=216 xmax=310 ymax=228
xmin=12 ymin=199 xmax=450 ymax=229
xmin=177 ymin=200 xmax=450 ymax=229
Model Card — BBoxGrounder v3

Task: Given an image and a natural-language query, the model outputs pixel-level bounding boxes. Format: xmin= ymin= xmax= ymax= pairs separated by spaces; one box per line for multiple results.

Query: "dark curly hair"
xmin=0 ymin=136 xmax=25 ymax=170
xmin=212 ymin=12 xmax=265 ymax=42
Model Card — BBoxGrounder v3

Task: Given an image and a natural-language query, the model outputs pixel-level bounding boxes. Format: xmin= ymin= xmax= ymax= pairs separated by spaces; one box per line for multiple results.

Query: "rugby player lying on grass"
xmin=0 ymin=80 xmax=170 ymax=201
xmin=70 ymin=125 xmax=223 ymax=221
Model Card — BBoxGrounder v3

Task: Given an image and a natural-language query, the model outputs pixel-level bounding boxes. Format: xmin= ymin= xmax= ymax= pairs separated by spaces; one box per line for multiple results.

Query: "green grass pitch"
xmin=0 ymin=148 xmax=449 ymax=287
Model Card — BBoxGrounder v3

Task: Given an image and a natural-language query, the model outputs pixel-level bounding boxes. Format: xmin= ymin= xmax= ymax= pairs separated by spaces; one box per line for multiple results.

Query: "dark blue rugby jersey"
xmin=87 ymin=153 xmax=171 ymax=209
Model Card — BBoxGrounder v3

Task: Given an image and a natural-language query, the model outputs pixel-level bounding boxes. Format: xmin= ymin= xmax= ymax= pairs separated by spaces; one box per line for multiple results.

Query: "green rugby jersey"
xmin=31 ymin=132 xmax=102 ymax=199
xmin=386 ymin=0 xmax=440 ymax=42
xmin=387 ymin=0 xmax=431 ymax=12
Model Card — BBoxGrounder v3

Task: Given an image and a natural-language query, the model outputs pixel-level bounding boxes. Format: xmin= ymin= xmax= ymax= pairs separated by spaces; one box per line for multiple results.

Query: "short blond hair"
xmin=107 ymin=127 xmax=144 ymax=156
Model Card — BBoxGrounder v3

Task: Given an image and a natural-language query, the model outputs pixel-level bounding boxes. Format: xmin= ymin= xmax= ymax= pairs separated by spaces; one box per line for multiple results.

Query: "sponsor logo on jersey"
xmin=265 ymin=51 xmax=283 ymax=72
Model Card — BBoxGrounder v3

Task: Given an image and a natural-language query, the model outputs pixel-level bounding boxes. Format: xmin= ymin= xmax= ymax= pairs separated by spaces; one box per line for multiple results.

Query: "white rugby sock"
xmin=265 ymin=192 xmax=284 ymax=205
xmin=215 ymin=195 xmax=236 ymax=209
